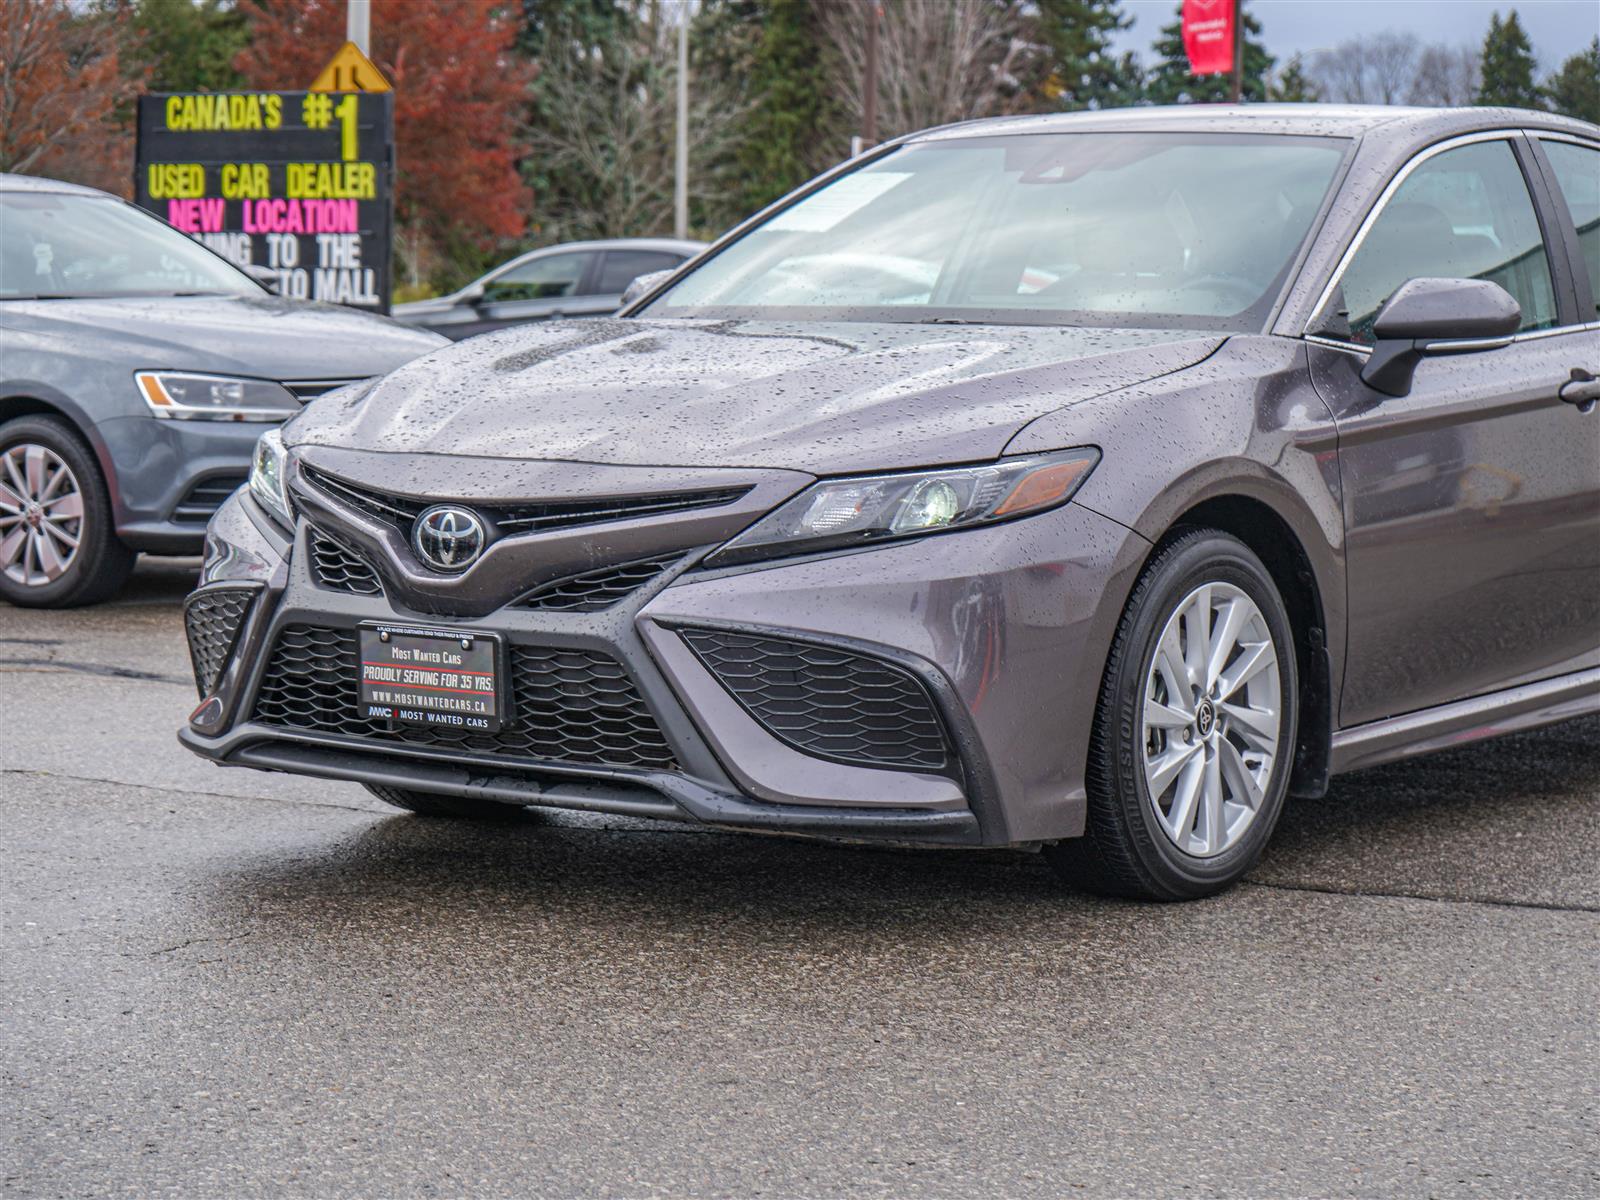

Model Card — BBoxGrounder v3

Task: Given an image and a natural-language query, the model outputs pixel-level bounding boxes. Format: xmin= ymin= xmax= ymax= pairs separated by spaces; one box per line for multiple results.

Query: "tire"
xmin=1046 ymin=528 xmax=1298 ymax=901
xmin=363 ymin=783 xmax=533 ymax=821
xmin=0 ymin=415 xmax=135 ymax=608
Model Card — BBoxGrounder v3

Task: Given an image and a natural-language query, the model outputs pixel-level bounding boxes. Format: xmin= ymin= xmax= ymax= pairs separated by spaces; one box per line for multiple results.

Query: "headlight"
xmin=706 ymin=448 xmax=1099 ymax=568
xmin=135 ymin=371 xmax=299 ymax=421
xmin=247 ymin=428 xmax=293 ymax=528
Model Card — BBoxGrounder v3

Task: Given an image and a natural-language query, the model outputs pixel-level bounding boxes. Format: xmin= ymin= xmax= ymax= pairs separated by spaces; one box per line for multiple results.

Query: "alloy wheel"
xmin=1141 ymin=580 xmax=1282 ymax=858
xmin=0 ymin=443 xmax=85 ymax=587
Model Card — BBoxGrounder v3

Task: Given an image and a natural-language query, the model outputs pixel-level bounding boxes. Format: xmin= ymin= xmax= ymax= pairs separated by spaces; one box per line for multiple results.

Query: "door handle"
xmin=1559 ymin=369 xmax=1599 ymax=412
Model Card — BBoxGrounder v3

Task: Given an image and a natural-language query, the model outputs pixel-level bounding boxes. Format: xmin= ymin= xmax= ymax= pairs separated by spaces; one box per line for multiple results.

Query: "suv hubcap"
xmin=1141 ymin=581 xmax=1281 ymax=859
xmin=0 ymin=444 xmax=84 ymax=587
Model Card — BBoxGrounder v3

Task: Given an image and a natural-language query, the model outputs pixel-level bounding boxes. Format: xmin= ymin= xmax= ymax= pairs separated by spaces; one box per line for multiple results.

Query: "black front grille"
xmin=307 ymin=529 xmax=383 ymax=596
xmin=252 ymin=624 xmax=677 ymax=770
xmin=173 ymin=475 xmax=246 ymax=523
xmin=301 ymin=464 xmax=746 ymax=539
xmin=285 ymin=378 xmax=369 ymax=402
xmin=184 ymin=587 xmax=255 ymax=696
xmin=519 ymin=554 xmax=681 ymax=612
xmin=681 ymin=629 xmax=949 ymax=772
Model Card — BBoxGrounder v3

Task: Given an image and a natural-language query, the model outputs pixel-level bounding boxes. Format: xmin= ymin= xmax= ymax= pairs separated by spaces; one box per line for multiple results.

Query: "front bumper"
xmin=99 ymin=415 xmax=267 ymax=553
xmin=179 ymin=480 xmax=1148 ymax=847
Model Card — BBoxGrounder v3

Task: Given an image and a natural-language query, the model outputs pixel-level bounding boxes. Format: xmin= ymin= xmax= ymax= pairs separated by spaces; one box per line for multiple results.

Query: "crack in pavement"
xmin=1240 ymin=877 xmax=1600 ymax=915
xmin=0 ymin=767 xmax=380 ymax=815
xmin=0 ymin=657 xmax=186 ymax=684
xmin=129 ymin=932 xmax=253 ymax=958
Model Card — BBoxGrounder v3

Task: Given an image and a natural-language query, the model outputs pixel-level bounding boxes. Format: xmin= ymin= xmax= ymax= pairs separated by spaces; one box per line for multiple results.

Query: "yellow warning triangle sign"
xmin=309 ymin=42 xmax=391 ymax=93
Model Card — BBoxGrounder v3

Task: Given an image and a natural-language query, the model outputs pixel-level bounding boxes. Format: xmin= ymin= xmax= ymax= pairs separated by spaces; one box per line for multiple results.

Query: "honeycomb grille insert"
xmin=252 ymin=624 xmax=677 ymax=770
xmin=680 ymin=629 xmax=949 ymax=771
xmin=308 ymin=529 xmax=383 ymax=596
xmin=184 ymin=588 xmax=255 ymax=697
xmin=519 ymin=554 xmax=682 ymax=612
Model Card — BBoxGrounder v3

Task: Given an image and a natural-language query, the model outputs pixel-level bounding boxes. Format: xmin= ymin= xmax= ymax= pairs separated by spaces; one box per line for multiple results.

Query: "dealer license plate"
xmin=358 ymin=623 xmax=503 ymax=733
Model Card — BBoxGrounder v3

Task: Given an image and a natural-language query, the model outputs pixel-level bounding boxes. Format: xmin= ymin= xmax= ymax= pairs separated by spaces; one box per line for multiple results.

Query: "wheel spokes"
xmin=1145 ymin=697 xmax=1193 ymax=730
xmin=1217 ymin=737 xmax=1265 ymax=811
xmin=1204 ymin=597 xmax=1249 ymax=690
xmin=1162 ymin=753 xmax=1206 ymax=844
xmin=1141 ymin=579 xmax=1282 ymax=860
xmin=1199 ymin=750 xmax=1226 ymax=855
xmin=44 ymin=490 xmax=82 ymax=520
xmin=1147 ymin=740 xmax=1202 ymax=798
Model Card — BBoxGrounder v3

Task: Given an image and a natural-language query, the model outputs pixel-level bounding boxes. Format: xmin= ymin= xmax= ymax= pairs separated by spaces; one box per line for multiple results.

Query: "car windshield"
xmin=644 ymin=132 xmax=1349 ymax=330
xmin=0 ymin=191 xmax=261 ymax=301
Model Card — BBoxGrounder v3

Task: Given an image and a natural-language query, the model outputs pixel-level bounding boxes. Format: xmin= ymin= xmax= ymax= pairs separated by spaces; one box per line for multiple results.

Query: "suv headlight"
xmin=136 ymin=371 xmax=299 ymax=421
xmin=706 ymin=448 xmax=1099 ymax=568
xmin=247 ymin=428 xmax=293 ymax=528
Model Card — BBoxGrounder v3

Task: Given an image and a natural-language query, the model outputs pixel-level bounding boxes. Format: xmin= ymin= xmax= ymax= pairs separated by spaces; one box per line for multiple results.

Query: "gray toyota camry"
xmin=180 ymin=106 xmax=1599 ymax=900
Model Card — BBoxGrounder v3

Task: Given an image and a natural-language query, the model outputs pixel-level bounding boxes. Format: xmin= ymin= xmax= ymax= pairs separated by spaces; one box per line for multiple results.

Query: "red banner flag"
xmin=1183 ymin=0 xmax=1237 ymax=76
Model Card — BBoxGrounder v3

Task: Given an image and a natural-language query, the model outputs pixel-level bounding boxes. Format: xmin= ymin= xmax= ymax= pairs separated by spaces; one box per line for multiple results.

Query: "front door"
xmin=1308 ymin=135 xmax=1600 ymax=726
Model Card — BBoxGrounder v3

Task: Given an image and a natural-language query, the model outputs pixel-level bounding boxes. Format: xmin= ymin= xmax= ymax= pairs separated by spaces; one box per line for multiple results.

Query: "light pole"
xmin=674 ymin=1 xmax=689 ymax=241
xmin=347 ymin=0 xmax=370 ymax=55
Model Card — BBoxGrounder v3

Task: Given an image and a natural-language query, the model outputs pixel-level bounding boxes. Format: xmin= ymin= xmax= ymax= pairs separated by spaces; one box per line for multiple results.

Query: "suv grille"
xmin=301 ymin=464 xmax=746 ymax=538
xmin=307 ymin=529 xmax=383 ymax=596
xmin=252 ymin=624 xmax=677 ymax=770
xmin=184 ymin=587 xmax=255 ymax=696
xmin=680 ymin=629 xmax=949 ymax=771
xmin=518 ymin=554 xmax=681 ymax=612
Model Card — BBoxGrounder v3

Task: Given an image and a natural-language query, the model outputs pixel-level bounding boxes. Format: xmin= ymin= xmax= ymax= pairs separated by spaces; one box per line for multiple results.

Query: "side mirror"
xmin=458 ymin=281 xmax=487 ymax=307
xmin=1361 ymin=277 xmax=1521 ymax=397
xmin=620 ymin=269 xmax=675 ymax=309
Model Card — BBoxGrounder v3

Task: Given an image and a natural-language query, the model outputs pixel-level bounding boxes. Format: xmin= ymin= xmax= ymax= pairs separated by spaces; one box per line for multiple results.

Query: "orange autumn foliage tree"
xmin=234 ymin=0 xmax=533 ymax=273
xmin=0 ymin=0 xmax=144 ymax=195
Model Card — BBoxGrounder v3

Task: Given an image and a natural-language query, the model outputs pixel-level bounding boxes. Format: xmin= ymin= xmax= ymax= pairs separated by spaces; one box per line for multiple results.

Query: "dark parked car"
xmin=0 ymin=174 xmax=446 ymax=607
xmin=181 ymin=106 xmax=1599 ymax=899
xmin=392 ymin=238 xmax=706 ymax=339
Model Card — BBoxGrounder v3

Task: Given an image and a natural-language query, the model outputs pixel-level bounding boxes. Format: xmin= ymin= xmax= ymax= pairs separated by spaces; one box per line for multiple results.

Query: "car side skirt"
xmin=1329 ymin=669 xmax=1599 ymax=776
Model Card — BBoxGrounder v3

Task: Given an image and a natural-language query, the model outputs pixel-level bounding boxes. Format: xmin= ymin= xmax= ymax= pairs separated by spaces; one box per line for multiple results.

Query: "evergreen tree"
xmin=1031 ymin=0 xmax=1142 ymax=110
xmin=723 ymin=0 xmax=836 ymax=219
xmin=1477 ymin=9 xmax=1543 ymax=108
xmin=1269 ymin=53 xmax=1316 ymax=102
xmin=1543 ymin=37 xmax=1600 ymax=123
xmin=129 ymin=0 xmax=247 ymax=93
xmin=1144 ymin=2 xmax=1274 ymax=104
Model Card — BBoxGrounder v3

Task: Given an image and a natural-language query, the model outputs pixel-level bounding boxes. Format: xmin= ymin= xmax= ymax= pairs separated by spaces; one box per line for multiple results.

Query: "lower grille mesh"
xmin=252 ymin=624 xmax=677 ymax=770
xmin=680 ymin=629 xmax=949 ymax=771
xmin=184 ymin=587 xmax=255 ymax=696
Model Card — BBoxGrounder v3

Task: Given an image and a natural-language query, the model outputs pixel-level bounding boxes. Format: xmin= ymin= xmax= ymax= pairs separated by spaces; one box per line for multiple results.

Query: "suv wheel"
xmin=364 ymin=783 xmax=535 ymax=821
xmin=0 ymin=415 xmax=135 ymax=608
xmin=1046 ymin=529 xmax=1298 ymax=900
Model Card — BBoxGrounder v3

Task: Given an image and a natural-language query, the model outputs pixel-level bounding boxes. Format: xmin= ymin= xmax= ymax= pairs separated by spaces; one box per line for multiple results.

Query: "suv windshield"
xmin=0 ymin=191 xmax=261 ymax=301
xmin=645 ymin=132 xmax=1348 ymax=330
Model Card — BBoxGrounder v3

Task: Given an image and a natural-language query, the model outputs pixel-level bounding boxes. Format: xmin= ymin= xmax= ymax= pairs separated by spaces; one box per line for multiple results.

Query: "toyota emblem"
xmin=412 ymin=505 xmax=487 ymax=572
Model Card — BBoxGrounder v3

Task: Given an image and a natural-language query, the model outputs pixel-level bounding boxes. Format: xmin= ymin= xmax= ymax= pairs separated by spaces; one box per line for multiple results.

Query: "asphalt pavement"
xmin=2 ymin=557 xmax=1597 ymax=1199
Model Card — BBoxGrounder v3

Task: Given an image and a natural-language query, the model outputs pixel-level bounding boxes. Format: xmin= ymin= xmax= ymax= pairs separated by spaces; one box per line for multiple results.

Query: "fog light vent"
xmin=680 ymin=628 xmax=949 ymax=772
xmin=183 ymin=587 xmax=255 ymax=697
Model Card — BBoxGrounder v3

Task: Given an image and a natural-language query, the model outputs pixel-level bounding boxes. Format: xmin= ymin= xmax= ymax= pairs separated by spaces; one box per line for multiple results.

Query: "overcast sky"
xmin=1110 ymin=1 xmax=1600 ymax=74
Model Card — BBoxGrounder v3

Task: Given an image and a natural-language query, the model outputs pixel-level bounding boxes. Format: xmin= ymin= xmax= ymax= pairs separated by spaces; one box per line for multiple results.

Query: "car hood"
xmin=285 ymin=318 xmax=1225 ymax=472
xmin=1 ymin=292 xmax=446 ymax=380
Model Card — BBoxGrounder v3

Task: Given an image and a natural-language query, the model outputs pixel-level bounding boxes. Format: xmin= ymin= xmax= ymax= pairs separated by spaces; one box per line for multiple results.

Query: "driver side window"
xmin=482 ymin=251 xmax=595 ymax=303
xmin=1332 ymin=140 xmax=1557 ymax=343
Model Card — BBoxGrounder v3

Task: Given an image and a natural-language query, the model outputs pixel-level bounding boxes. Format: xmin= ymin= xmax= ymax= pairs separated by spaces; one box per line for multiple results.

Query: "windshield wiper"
xmin=919 ymin=316 xmax=981 ymax=325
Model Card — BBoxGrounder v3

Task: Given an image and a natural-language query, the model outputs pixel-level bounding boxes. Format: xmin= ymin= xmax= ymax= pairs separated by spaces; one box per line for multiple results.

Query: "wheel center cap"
xmin=23 ymin=503 xmax=42 ymax=529
xmin=1195 ymin=698 xmax=1216 ymax=738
